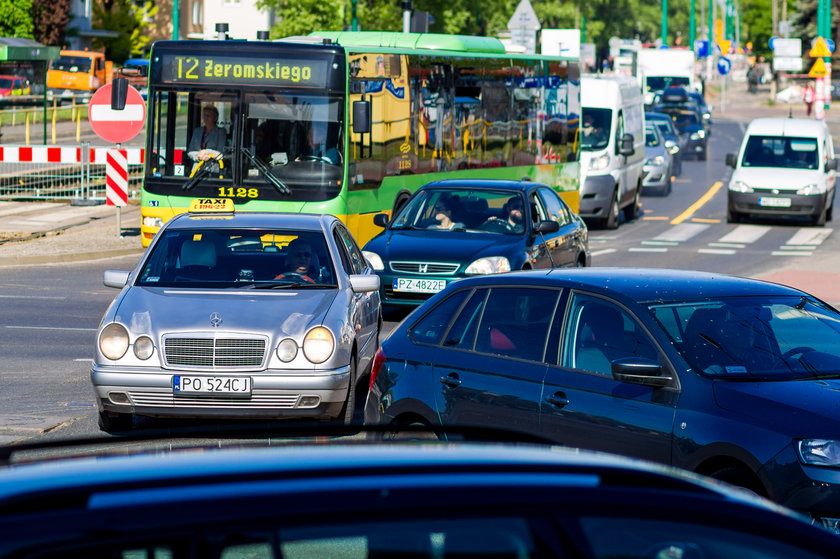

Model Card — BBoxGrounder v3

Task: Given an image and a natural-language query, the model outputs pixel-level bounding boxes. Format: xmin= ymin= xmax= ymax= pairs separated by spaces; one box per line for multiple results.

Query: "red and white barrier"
xmin=105 ymin=149 xmax=128 ymax=206
xmin=0 ymin=146 xmax=145 ymax=165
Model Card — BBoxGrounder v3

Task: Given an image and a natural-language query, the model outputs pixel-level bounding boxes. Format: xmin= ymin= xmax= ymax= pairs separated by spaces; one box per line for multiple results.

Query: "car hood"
xmin=365 ymin=229 xmax=526 ymax=266
xmin=713 ymin=378 xmax=840 ymax=434
xmin=112 ymin=286 xmax=336 ymax=337
xmin=731 ymin=167 xmax=828 ymax=190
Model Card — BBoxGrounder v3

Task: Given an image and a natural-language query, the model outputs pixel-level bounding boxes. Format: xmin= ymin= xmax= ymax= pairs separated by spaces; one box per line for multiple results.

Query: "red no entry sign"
xmin=88 ymin=83 xmax=146 ymax=144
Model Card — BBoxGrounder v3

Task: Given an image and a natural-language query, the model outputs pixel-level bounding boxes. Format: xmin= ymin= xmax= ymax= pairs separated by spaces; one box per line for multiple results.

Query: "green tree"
xmin=0 ymin=0 xmax=34 ymax=39
xmin=93 ymin=0 xmax=157 ymax=63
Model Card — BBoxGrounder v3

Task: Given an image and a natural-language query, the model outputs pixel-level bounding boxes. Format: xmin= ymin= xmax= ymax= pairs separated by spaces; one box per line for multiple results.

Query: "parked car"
xmin=362 ymin=179 xmax=589 ymax=308
xmin=642 ymin=122 xmax=673 ymax=196
xmin=726 ymin=117 xmax=837 ymax=226
xmin=92 ymin=200 xmax=381 ymax=432
xmin=0 ymin=74 xmax=30 ymax=98
xmin=646 ymin=110 xmax=684 ymax=176
xmin=3 ymin=430 xmax=840 ymax=558
xmin=367 ymin=266 xmax=840 ymax=531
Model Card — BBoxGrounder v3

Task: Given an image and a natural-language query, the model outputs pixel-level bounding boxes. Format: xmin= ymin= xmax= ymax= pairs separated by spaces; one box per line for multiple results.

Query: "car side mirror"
xmin=618 ymin=133 xmax=635 ymax=156
xmin=349 ymin=274 xmax=380 ymax=293
xmin=826 ymin=158 xmax=838 ymax=172
xmin=725 ymin=153 xmax=737 ymax=168
xmin=104 ymin=270 xmax=130 ymax=288
xmin=373 ymin=213 xmax=390 ymax=228
xmin=611 ymin=357 xmax=671 ymax=387
xmin=535 ymin=220 xmax=560 ymax=235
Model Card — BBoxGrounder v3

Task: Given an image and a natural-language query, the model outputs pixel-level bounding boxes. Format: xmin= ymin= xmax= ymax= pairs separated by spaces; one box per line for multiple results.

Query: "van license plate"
xmin=758 ymin=197 xmax=791 ymax=208
xmin=173 ymin=375 xmax=252 ymax=395
xmin=393 ymin=278 xmax=446 ymax=293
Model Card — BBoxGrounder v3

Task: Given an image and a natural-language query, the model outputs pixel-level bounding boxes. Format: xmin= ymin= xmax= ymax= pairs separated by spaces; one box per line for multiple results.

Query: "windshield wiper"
xmin=241 ymin=146 xmax=291 ymax=195
xmin=182 ymin=151 xmax=226 ymax=192
xmin=247 ymin=282 xmax=336 ymax=290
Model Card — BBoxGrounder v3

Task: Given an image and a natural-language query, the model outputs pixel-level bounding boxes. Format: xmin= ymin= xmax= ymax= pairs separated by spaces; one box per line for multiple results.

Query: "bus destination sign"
xmin=159 ymin=55 xmax=329 ymax=87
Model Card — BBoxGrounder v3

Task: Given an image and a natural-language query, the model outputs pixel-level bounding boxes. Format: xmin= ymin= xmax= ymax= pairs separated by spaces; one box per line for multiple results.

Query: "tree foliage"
xmin=32 ymin=0 xmax=71 ymax=46
xmin=93 ymin=0 xmax=157 ymax=63
xmin=0 ymin=0 xmax=34 ymax=39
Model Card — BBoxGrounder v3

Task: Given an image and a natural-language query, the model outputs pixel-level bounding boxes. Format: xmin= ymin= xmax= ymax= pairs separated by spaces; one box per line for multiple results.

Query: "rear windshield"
xmin=741 ymin=135 xmax=819 ymax=169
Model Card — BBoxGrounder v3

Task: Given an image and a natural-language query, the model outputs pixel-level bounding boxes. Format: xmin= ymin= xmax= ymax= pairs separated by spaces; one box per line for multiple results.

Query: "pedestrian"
xmin=804 ymin=81 xmax=816 ymax=117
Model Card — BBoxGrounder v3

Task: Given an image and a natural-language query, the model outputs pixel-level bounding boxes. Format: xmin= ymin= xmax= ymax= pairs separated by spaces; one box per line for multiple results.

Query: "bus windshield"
xmin=146 ymin=89 xmax=344 ymax=203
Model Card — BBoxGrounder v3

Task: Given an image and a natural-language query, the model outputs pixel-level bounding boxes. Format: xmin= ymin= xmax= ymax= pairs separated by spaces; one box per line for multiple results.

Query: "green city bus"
xmin=140 ymin=32 xmax=581 ymax=246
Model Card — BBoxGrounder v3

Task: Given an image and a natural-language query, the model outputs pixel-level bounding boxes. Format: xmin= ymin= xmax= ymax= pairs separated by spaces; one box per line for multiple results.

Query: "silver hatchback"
xmin=92 ymin=204 xmax=381 ymax=432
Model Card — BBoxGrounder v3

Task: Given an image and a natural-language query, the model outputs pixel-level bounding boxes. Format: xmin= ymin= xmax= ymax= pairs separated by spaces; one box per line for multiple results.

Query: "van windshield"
xmin=742 ymin=136 xmax=819 ymax=169
xmin=580 ymin=108 xmax=611 ymax=151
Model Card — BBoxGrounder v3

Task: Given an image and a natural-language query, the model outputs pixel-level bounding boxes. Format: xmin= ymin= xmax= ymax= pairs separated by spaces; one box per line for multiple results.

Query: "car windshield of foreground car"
xmin=648 ymin=295 xmax=840 ymax=379
xmin=742 ymin=135 xmax=819 ymax=169
xmin=135 ymin=228 xmax=337 ymax=288
xmin=389 ymin=188 xmax=527 ymax=234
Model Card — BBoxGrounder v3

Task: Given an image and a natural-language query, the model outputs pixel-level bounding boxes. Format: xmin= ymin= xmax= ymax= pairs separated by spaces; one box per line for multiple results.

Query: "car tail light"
xmin=369 ymin=348 xmax=385 ymax=389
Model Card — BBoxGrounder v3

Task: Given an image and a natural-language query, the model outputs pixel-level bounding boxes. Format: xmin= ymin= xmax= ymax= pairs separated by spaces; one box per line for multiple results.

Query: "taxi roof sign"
xmin=810 ymin=36 xmax=833 ymax=58
xmin=188 ymin=198 xmax=235 ymax=213
xmin=809 ymin=58 xmax=829 ymax=77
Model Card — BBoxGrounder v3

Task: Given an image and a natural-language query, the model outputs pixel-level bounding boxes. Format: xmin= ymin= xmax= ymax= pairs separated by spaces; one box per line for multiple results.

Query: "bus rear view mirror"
xmin=353 ymin=101 xmax=371 ymax=134
xmin=111 ymin=77 xmax=128 ymax=110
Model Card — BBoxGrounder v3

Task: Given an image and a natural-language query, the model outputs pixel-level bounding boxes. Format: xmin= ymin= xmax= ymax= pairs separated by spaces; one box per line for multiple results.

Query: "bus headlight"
xmin=143 ymin=216 xmax=163 ymax=228
xmin=362 ymin=250 xmax=384 ymax=271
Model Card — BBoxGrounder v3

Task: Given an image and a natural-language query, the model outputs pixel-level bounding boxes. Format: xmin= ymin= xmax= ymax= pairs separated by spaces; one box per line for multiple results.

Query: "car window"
xmin=409 ymin=289 xmax=472 ymax=345
xmin=333 ymin=230 xmax=354 ymax=274
xmin=334 ymin=225 xmax=366 ymax=274
xmin=561 ymin=294 xmax=660 ymax=376
xmin=469 ymin=287 xmax=559 ymax=362
xmin=537 ymin=187 xmax=571 ymax=227
xmin=645 ymin=126 xmax=660 ymax=147
xmin=442 ymin=288 xmax=488 ymax=349
xmin=528 ymin=192 xmax=547 ymax=226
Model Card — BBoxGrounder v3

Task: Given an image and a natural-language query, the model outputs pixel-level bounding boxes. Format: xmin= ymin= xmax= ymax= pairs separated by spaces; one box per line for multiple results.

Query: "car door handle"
xmin=439 ymin=373 xmax=462 ymax=388
xmin=546 ymin=392 xmax=570 ymax=408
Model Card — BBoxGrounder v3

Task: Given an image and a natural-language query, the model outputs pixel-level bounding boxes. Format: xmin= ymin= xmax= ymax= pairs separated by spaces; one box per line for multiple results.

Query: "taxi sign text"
xmin=189 ymin=198 xmax=235 ymax=212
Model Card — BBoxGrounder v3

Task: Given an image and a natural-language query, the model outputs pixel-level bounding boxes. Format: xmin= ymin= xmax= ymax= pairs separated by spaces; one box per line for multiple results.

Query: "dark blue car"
xmin=362 ymin=179 xmax=590 ymax=308
xmin=367 ymin=267 xmax=840 ymax=532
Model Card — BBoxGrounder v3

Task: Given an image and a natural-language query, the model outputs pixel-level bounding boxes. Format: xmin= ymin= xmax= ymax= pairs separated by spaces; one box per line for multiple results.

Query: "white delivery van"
xmin=579 ymin=74 xmax=646 ymax=229
xmin=637 ymin=48 xmax=699 ymax=106
xmin=725 ymin=117 xmax=838 ymax=226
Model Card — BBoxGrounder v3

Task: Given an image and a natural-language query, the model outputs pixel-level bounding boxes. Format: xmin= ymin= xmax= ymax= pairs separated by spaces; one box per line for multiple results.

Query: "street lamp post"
xmin=661 ymin=0 xmax=668 ymax=46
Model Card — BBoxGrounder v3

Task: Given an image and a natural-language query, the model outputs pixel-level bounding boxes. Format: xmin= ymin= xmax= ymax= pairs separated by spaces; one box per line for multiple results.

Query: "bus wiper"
xmin=241 ymin=147 xmax=291 ymax=195
xmin=182 ymin=152 xmax=225 ymax=192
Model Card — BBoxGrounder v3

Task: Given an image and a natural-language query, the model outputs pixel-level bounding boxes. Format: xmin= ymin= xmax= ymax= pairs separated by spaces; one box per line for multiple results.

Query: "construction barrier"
xmin=0 ymin=144 xmax=144 ymax=201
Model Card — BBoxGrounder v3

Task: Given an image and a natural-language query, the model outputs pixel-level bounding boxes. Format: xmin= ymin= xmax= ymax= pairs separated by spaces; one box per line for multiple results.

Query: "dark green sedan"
xmin=362 ymin=179 xmax=590 ymax=308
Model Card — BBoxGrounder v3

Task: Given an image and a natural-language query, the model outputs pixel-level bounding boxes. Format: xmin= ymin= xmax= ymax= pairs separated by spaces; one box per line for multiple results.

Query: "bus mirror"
xmin=111 ymin=77 xmax=128 ymax=110
xmin=353 ymin=100 xmax=371 ymax=134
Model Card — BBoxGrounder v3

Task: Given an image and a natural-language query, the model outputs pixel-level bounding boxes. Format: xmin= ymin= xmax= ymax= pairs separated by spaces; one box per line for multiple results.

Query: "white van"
xmin=725 ymin=117 xmax=838 ymax=226
xmin=579 ymin=75 xmax=645 ymax=229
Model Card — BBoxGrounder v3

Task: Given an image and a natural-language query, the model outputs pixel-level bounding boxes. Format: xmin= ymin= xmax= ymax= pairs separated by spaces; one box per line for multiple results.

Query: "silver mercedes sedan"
xmin=92 ymin=203 xmax=381 ymax=432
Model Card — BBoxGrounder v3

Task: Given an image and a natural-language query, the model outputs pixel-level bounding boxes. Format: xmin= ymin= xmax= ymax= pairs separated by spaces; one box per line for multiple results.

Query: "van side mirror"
xmin=352 ymin=100 xmax=371 ymax=134
xmin=373 ymin=213 xmax=389 ymax=228
xmin=725 ymin=153 xmax=737 ymax=168
xmin=618 ymin=133 xmax=635 ymax=156
xmin=826 ymin=158 xmax=838 ymax=172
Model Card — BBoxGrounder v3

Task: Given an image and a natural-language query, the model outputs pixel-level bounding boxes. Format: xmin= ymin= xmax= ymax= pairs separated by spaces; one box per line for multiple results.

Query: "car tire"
xmin=98 ymin=410 xmax=133 ymax=433
xmin=708 ymin=465 xmax=765 ymax=496
xmin=387 ymin=419 xmax=440 ymax=441
xmin=727 ymin=205 xmax=742 ymax=224
xmin=813 ymin=204 xmax=827 ymax=227
xmin=340 ymin=354 xmax=359 ymax=425
xmin=604 ymin=191 xmax=620 ymax=229
xmin=698 ymin=149 xmax=707 ymax=161
xmin=623 ymin=186 xmax=641 ymax=221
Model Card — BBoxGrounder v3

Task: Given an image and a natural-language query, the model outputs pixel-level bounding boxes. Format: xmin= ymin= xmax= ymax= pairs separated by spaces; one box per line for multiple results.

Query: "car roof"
xmin=165 ymin=211 xmax=335 ymax=232
xmin=441 ymin=267 xmax=807 ymax=304
xmin=645 ymin=111 xmax=671 ymax=121
xmin=419 ymin=179 xmax=544 ymax=193
xmin=745 ymin=117 xmax=829 ymax=137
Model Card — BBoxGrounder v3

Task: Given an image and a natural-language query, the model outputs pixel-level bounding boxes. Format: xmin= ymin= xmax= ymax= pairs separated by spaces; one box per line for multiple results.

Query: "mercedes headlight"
xmin=133 ymin=336 xmax=154 ymax=360
xmin=362 ymin=250 xmax=384 ymax=271
xmin=465 ymin=257 xmax=511 ymax=275
xmin=99 ymin=323 xmax=129 ymax=360
xmin=646 ymin=155 xmax=665 ymax=166
xmin=798 ymin=439 xmax=840 ymax=466
xmin=303 ymin=327 xmax=334 ymax=364
xmin=589 ymin=152 xmax=611 ymax=171
xmin=690 ymin=130 xmax=706 ymax=140
xmin=797 ymin=183 xmax=822 ymax=195
xmin=729 ymin=180 xmax=753 ymax=193
xmin=276 ymin=338 xmax=298 ymax=362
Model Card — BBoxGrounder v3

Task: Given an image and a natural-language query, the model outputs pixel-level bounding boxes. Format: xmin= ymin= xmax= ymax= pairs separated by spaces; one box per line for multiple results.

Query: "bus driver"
xmin=187 ymin=105 xmax=227 ymax=172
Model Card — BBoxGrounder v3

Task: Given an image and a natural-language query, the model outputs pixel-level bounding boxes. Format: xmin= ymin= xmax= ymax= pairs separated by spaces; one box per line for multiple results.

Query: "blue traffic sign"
xmin=828 ymin=39 xmax=836 ymax=52
xmin=769 ymin=36 xmax=778 ymax=50
xmin=695 ymin=39 xmax=710 ymax=58
xmin=717 ymin=57 xmax=732 ymax=75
